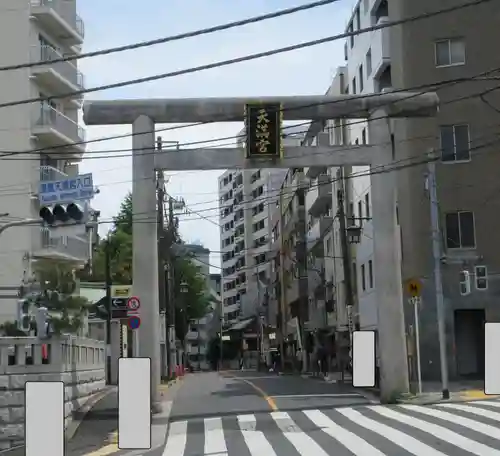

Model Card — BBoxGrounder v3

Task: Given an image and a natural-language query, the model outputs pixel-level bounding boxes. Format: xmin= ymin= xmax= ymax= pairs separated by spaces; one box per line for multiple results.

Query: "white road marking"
xmin=401 ymin=404 xmax=500 ymax=440
xmin=161 ymin=420 xmax=187 ymax=456
xmin=271 ymin=411 xmax=329 ymax=456
xmin=305 ymin=409 xmax=386 ymax=456
xmin=437 ymin=403 xmax=500 ymax=422
xmin=204 ymin=417 xmax=227 ymax=455
xmin=369 ymin=405 xmax=500 ymax=455
xmin=237 ymin=414 xmax=277 ymax=456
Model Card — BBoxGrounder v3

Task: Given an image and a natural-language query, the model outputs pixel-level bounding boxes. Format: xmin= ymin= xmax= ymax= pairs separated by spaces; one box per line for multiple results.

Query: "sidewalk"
xmin=280 ymin=370 xmax=497 ymax=405
xmin=66 ymin=388 xmax=119 ymax=456
xmin=397 ymin=380 xmax=499 ymax=405
xmin=69 ymin=377 xmax=184 ymax=456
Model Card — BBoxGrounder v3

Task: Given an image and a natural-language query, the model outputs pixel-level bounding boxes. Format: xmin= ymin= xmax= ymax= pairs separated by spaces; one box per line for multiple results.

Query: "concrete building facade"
xmin=341 ymin=0 xmax=500 ymax=381
xmin=0 ymin=0 xmax=91 ymax=323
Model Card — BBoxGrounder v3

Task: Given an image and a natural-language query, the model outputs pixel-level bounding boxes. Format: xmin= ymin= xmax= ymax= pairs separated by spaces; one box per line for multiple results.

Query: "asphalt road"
xmin=169 ymin=370 xmax=371 ymax=421
xmin=156 ymin=371 xmax=500 ymax=456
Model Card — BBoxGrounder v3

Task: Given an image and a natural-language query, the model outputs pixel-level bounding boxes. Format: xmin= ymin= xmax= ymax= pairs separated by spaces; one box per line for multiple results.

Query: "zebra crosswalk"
xmin=161 ymin=399 xmax=500 ymax=455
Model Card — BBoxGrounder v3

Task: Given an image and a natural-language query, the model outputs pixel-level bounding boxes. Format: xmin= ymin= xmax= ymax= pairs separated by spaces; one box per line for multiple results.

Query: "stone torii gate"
xmin=84 ymin=92 xmax=438 ymax=406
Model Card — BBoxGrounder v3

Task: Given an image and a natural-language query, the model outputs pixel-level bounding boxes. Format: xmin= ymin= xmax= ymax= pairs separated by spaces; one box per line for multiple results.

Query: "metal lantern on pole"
xmin=180 ymin=281 xmax=189 ymax=294
xmin=346 ymin=224 xmax=362 ymax=244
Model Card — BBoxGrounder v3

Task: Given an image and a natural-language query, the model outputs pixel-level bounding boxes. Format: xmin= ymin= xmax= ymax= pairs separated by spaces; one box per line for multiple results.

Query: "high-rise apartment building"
xmin=218 ymin=168 xmax=273 ymax=326
xmin=219 ymin=127 xmax=305 ymax=327
xmin=0 ymin=0 xmax=90 ymax=322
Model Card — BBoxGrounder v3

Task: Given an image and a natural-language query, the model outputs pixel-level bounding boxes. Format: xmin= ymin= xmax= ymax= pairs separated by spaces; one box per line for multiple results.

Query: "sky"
xmin=78 ymin=0 xmax=358 ymax=272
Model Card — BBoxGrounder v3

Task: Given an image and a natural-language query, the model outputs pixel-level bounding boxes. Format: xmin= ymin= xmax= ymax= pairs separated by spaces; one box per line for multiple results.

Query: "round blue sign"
xmin=128 ymin=315 xmax=141 ymax=330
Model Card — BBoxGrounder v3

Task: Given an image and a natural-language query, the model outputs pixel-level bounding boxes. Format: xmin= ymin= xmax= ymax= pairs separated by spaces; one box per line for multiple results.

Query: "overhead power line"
xmin=1 ymin=112 xmax=499 ymax=207
xmin=0 ymin=0 xmax=341 ymax=72
xmin=0 ymin=0 xmax=490 ymax=112
xmin=1 ymin=71 xmax=499 ymax=159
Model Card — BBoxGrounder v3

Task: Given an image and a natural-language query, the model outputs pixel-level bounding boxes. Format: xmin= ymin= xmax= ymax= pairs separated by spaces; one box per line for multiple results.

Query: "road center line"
xmin=224 ymin=375 xmax=278 ymax=411
xmin=269 ymin=394 xmax=363 ymax=398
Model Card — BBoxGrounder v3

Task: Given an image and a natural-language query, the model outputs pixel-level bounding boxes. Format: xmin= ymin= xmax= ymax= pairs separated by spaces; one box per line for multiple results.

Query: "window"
xmin=358 ymin=201 xmax=363 ymax=227
xmin=435 ymin=38 xmax=465 ymax=67
xmin=475 ymin=265 xmax=488 ymax=290
xmin=355 ymin=7 xmax=360 ymax=30
xmin=361 ymin=264 xmax=366 ymax=291
xmin=441 ymin=125 xmax=470 ymax=162
xmin=359 ymin=64 xmax=364 ymax=92
xmin=368 ymin=260 xmax=373 ymax=288
xmin=366 ymin=49 xmax=372 ymax=76
xmin=348 ymin=23 xmax=354 ymax=48
xmin=352 ymin=77 xmax=357 ymax=94
xmin=361 ymin=128 xmax=366 ymax=144
xmin=445 ymin=211 xmax=475 ymax=249
xmin=326 ymin=237 xmax=332 ymax=255
xmin=365 ymin=192 xmax=370 ymax=218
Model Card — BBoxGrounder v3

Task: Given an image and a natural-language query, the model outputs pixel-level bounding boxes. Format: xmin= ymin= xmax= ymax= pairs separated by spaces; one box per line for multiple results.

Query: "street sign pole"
xmin=105 ymin=239 xmax=112 ymax=385
xmin=411 ymin=296 xmax=423 ymax=395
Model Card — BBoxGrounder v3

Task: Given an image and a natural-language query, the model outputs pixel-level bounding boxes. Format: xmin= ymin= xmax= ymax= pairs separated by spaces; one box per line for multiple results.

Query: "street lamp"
xmin=346 ymin=224 xmax=362 ymax=244
xmin=180 ymin=281 xmax=189 ymax=294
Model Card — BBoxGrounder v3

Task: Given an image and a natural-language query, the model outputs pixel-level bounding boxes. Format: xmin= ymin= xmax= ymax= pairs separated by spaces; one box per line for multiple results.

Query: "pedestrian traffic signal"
xmin=39 ymin=203 xmax=86 ymax=226
xmin=17 ymin=299 xmax=32 ymax=332
xmin=34 ymin=307 xmax=50 ymax=339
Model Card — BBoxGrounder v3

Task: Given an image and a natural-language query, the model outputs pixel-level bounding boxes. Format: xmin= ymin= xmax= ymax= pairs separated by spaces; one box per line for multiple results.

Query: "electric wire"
xmin=0 ymin=0 xmax=491 ymax=113
xmin=1 ymin=0 xmax=342 ymax=72
xmin=2 ymin=72 xmax=499 ymax=161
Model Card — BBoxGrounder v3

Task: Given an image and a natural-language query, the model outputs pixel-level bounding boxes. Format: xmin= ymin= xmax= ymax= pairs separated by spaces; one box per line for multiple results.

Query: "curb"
xmin=397 ymin=394 xmax=500 ymax=406
xmin=0 ymin=387 xmax=116 ymax=456
xmin=65 ymin=386 xmax=116 ymax=441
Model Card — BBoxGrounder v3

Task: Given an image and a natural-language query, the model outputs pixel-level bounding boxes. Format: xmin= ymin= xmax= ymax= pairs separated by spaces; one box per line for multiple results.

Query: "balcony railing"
xmin=38 ymin=228 xmax=89 ymax=261
xmin=31 ymin=45 xmax=84 ymax=90
xmin=30 ymin=0 xmax=85 ymax=40
xmin=40 ymin=165 xmax=68 ymax=182
xmin=35 ymin=102 xmax=85 ymax=144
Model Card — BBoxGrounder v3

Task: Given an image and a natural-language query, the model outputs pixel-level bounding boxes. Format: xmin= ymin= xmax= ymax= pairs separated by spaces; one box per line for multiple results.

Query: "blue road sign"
xmin=39 ymin=173 xmax=94 ymax=204
xmin=128 ymin=315 xmax=141 ymax=330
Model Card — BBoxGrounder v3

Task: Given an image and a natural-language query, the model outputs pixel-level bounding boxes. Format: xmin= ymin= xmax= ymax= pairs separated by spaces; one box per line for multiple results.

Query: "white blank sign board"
xmin=118 ymin=357 xmax=151 ymax=449
xmin=352 ymin=330 xmax=376 ymax=388
xmin=25 ymin=381 xmax=64 ymax=456
xmin=485 ymin=322 xmax=500 ymax=395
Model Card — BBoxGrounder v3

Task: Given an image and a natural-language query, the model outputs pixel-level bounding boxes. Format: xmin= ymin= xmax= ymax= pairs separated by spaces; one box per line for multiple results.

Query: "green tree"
xmin=32 ymin=259 xmax=90 ymax=335
xmin=173 ymin=256 xmax=209 ymax=341
xmin=80 ymin=192 xmax=210 ymax=329
xmin=79 ymin=192 xmax=133 ymax=283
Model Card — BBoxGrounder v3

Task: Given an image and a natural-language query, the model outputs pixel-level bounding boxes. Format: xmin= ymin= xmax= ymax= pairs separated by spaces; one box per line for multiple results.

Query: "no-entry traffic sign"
xmin=127 ymin=296 xmax=141 ymax=312
xmin=128 ymin=315 xmax=141 ymax=330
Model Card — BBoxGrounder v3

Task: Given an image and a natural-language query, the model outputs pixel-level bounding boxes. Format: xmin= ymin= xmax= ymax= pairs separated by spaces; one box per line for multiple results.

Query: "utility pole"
xmin=166 ymin=197 xmax=176 ymax=377
xmin=278 ymin=190 xmax=287 ymax=371
xmin=219 ymin=285 xmax=224 ymax=371
xmin=104 ymin=236 xmax=112 ymax=384
xmin=337 ymin=171 xmax=355 ymax=372
xmin=156 ymin=137 xmax=168 ymax=378
xmin=296 ymin=183 xmax=309 ymax=372
xmin=427 ymin=153 xmax=450 ymax=399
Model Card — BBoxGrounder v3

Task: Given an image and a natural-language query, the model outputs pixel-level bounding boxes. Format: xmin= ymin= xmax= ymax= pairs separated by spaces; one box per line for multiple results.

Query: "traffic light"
xmin=34 ymin=307 xmax=50 ymax=339
xmin=39 ymin=203 xmax=86 ymax=226
xmin=459 ymin=270 xmax=471 ymax=296
xmin=17 ymin=299 xmax=32 ymax=332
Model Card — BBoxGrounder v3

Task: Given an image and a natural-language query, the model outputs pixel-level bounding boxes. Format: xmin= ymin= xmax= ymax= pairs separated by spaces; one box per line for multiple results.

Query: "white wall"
xmin=343 ymin=0 xmax=385 ymax=330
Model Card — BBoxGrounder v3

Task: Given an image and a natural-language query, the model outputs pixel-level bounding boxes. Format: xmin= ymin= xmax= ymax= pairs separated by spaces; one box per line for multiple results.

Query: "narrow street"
xmin=149 ymin=372 xmax=500 ymax=455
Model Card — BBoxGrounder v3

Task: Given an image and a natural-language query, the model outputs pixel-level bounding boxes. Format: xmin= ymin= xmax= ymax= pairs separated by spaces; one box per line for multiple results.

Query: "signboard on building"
xmin=244 ymin=103 xmax=283 ymax=158
xmin=38 ymin=173 xmax=94 ymax=204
